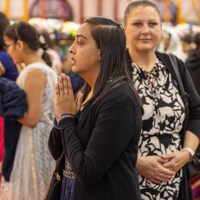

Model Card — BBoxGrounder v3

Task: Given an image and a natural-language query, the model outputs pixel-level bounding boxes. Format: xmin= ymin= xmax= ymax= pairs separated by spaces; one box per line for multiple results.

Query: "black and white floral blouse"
xmin=132 ymin=58 xmax=185 ymax=200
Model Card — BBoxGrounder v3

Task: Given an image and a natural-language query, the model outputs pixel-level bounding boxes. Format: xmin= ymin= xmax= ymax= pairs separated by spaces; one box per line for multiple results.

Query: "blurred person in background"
xmin=158 ymin=26 xmax=187 ymax=61
xmin=180 ymin=34 xmax=194 ymax=59
xmin=1 ymin=21 xmax=56 ymax=200
xmin=186 ymin=32 xmax=200 ymax=95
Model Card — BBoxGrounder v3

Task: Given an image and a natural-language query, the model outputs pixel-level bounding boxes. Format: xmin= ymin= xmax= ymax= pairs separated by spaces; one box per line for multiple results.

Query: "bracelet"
xmin=181 ymin=147 xmax=195 ymax=161
xmin=58 ymin=114 xmax=75 ymax=123
xmin=53 ymin=117 xmax=60 ymax=129
xmin=59 ymin=113 xmax=75 ymax=118
xmin=53 ymin=113 xmax=75 ymax=129
xmin=58 ymin=113 xmax=75 ymax=122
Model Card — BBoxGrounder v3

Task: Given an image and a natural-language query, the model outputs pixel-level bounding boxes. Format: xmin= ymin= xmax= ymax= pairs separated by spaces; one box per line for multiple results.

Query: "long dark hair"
xmin=4 ymin=21 xmax=52 ymax=66
xmin=81 ymin=17 xmax=142 ymax=110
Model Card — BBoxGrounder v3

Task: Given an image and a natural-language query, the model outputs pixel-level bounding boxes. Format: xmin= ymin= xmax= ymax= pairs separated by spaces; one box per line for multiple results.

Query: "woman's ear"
xmin=16 ymin=40 xmax=24 ymax=51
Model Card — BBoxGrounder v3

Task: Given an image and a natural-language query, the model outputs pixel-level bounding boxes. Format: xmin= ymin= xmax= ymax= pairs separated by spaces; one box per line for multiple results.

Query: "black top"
xmin=49 ymin=83 xmax=142 ymax=200
xmin=185 ymin=50 xmax=200 ymax=96
xmin=155 ymin=51 xmax=200 ymax=140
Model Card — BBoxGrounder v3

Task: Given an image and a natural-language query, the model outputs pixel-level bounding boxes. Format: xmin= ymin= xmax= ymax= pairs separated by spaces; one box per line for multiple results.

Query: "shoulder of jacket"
xmin=156 ymin=51 xmax=186 ymax=76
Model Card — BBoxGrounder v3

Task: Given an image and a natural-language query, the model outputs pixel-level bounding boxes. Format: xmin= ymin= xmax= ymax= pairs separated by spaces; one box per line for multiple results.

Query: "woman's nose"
xmin=68 ymin=46 xmax=73 ymax=54
xmin=141 ymin=24 xmax=150 ymax=34
xmin=69 ymin=42 xmax=75 ymax=54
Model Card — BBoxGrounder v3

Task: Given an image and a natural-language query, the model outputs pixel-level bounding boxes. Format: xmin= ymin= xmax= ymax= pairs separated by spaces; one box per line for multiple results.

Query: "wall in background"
xmin=0 ymin=0 xmax=199 ymax=24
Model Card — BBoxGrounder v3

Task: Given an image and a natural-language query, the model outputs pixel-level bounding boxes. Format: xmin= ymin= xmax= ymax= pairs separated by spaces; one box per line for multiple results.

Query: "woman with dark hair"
xmin=0 ymin=12 xmax=18 ymax=80
xmin=180 ymin=34 xmax=194 ymax=59
xmin=2 ymin=21 xmax=57 ymax=200
xmin=186 ymin=32 xmax=200 ymax=95
xmin=48 ymin=16 xmax=142 ymax=200
xmin=124 ymin=0 xmax=200 ymax=199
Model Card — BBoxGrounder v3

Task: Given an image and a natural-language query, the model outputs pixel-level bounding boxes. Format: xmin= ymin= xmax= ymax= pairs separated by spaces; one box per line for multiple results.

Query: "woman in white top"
xmin=3 ymin=21 xmax=56 ymax=200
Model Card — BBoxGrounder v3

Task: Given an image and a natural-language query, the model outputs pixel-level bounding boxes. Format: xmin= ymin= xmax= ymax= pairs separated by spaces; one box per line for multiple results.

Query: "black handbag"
xmin=43 ymin=152 xmax=65 ymax=200
xmin=169 ymin=54 xmax=200 ymax=179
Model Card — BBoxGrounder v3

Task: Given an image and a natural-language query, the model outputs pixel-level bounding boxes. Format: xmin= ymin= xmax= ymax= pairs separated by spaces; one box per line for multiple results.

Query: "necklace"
xmin=144 ymin=70 xmax=159 ymax=98
xmin=143 ymin=71 xmax=156 ymax=88
xmin=132 ymin=61 xmax=160 ymax=98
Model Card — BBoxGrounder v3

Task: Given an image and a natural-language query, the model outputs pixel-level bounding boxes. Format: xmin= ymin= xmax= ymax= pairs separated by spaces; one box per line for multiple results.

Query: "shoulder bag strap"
xmin=168 ymin=54 xmax=185 ymax=96
xmin=55 ymin=151 xmax=65 ymax=172
xmin=168 ymin=54 xmax=190 ymax=144
xmin=168 ymin=55 xmax=194 ymax=199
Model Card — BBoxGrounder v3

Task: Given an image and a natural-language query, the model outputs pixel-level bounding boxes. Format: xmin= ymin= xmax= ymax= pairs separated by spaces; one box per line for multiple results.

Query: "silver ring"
xmin=64 ymin=90 xmax=68 ymax=94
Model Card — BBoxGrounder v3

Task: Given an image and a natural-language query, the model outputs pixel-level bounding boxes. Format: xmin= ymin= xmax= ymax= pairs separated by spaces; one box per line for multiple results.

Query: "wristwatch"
xmin=181 ymin=147 xmax=195 ymax=161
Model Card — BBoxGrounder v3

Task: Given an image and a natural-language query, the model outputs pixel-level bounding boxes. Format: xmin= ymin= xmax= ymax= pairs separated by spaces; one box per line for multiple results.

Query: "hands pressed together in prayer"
xmin=137 ymin=150 xmax=191 ymax=184
xmin=55 ymin=73 xmax=83 ymax=118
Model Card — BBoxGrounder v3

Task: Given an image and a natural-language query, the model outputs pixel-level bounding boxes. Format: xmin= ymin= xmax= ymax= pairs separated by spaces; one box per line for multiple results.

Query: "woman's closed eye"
xmin=76 ymin=40 xmax=84 ymax=46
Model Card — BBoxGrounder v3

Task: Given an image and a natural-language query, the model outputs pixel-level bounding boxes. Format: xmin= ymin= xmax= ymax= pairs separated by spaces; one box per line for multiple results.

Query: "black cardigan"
xmin=49 ymin=83 xmax=142 ymax=200
xmin=155 ymin=51 xmax=200 ymax=141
